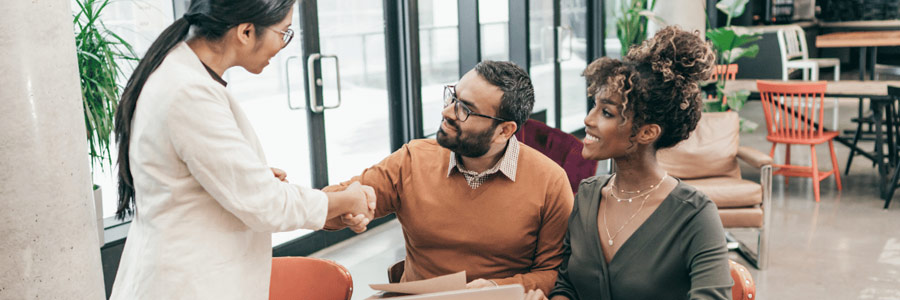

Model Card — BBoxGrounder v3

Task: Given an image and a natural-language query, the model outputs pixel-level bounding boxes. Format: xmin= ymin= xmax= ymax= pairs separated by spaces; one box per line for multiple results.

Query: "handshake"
xmin=324 ymin=181 xmax=377 ymax=233
xmin=270 ymin=168 xmax=376 ymax=233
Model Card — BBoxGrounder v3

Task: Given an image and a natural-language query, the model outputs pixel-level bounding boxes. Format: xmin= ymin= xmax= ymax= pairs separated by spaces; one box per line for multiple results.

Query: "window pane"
xmin=479 ymin=0 xmax=509 ymax=61
xmin=419 ymin=0 xmax=460 ymax=136
xmin=317 ymin=0 xmax=392 ymax=185
xmin=529 ymin=0 xmax=556 ymax=126
xmin=560 ymin=0 xmax=588 ymax=132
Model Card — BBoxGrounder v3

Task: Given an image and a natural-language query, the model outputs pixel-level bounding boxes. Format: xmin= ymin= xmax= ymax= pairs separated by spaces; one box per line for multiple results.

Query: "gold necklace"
xmin=608 ymin=172 xmax=668 ymax=203
xmin=602 ymin=189 xmax=649 ymax=246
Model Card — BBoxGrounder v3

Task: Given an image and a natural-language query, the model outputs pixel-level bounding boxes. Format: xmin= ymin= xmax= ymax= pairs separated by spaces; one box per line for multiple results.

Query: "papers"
xmin=369 ymin=271 xmax=467 ymax=295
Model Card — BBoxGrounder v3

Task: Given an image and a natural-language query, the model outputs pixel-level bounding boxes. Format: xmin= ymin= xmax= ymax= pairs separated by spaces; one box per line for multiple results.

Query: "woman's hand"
xmin=270 ymin=167 xmax=288 ymax=182
xmin=524 ymin=289 xmax=548 ymax=300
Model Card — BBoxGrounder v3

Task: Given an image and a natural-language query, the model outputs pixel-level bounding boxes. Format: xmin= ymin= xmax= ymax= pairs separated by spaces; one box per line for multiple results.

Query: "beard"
xmin=436 ymin=119 xmax=496 ymax=158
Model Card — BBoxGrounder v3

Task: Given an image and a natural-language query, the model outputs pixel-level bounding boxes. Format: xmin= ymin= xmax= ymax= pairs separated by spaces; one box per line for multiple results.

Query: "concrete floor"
xmin=312 ymin=100 xmax=900 ymax=300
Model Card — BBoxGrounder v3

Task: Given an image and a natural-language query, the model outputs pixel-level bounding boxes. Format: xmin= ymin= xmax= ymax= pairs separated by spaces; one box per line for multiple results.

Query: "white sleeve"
xmin=165 ymin=83 xmax=328 ymax=232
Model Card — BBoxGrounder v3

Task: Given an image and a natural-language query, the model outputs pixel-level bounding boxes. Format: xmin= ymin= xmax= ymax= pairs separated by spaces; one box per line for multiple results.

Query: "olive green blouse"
xmin=549 ymin=175 xmax=733 ymax=300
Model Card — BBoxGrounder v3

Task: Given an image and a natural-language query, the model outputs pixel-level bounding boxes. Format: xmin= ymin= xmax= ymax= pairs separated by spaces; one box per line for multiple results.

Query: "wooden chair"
xmin=757 ymin=80 xmax=842 ymax=202
xmin=730 ymin=260 xmax=756 ymax=300
xmin=777 ymin=25 xmax=841 ymax=129
xmin=270 ymin=257 xmax=353 ymax=300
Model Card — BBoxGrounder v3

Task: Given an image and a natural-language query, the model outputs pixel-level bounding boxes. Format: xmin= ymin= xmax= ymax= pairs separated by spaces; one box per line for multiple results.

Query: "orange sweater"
xmin=324 ymin=139 xmax=574 ymax=292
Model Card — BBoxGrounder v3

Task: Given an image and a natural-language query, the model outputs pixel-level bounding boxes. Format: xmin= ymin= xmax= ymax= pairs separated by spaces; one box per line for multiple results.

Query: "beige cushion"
xmin=684 ymin=177 xmax=762 ymax=208
xmin=718 ymin=207 xmax=763 ymax=228
xmin=659 ymin=112 xmax=741 ymax=180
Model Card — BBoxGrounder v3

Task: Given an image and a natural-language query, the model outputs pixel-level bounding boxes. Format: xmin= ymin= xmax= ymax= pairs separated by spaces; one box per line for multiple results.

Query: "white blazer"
xmin=109 ymin=43 xmax=328 ymax=300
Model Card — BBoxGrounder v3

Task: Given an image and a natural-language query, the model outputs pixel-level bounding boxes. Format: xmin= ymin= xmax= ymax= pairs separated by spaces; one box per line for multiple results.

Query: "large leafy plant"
xmin=615 ymin=0 xmax=664 ymax=57
xmin=74 ymin=0 xmax=137 ymax=180
xmin=704 ymin=0 xmax=759 ymax=131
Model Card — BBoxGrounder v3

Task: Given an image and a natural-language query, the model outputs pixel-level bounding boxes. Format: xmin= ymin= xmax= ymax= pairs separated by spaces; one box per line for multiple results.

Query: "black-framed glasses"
xmin=443 ymin=85 xmax=510 ymax=122
xmin=268 ymin=27 xmax=294 ymax=48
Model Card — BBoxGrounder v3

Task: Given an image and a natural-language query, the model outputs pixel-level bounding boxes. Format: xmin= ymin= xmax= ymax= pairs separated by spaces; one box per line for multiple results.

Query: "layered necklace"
xmin=602 ymin=172 xmax=668 ymax=247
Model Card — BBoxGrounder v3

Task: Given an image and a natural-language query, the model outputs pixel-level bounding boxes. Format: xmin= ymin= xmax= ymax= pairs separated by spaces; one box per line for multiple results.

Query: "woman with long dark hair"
xmin=525 ymin=26 xmax=732 ymax=300
xmin=110 ymin=0 xmax=374 ymax=298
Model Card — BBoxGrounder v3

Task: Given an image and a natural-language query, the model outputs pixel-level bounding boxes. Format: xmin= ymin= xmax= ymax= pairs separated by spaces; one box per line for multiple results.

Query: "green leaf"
xmin=725 ymin=44 xmax=760 ymax=63
xmin=725 ymin=89 xmax=750 ymax=111
xmin=716 ymin=0 xmax=750 ymax=18
xmin=706 ymin=27 xmax=737 ymax=52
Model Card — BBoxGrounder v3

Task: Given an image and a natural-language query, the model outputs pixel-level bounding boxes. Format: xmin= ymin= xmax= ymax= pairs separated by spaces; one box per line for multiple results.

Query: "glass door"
xmin=559 ymin=0 xmax=588 ymax=133
xmin=301 ymin=0 xmax=393 ymax=187
xmin=528 ymin=0 xmax=588 ymax=133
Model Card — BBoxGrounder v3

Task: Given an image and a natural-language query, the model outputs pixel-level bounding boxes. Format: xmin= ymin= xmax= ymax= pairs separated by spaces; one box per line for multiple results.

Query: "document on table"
xmin=369 ymin=271 xmax=467 ymax=294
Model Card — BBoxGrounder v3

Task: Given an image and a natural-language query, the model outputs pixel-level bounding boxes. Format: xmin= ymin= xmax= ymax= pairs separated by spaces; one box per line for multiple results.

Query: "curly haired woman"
xmin=524 ymin=26 xmax=733 ymax=300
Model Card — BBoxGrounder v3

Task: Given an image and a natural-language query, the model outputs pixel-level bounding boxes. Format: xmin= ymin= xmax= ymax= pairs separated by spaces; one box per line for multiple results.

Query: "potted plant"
xmin=74 ymin=0 xmax=137 ymax=246
xmin=615 ymin=0 xmax=664 ymax=57
xmin=704 ymin=0 xmax=760 ymax=131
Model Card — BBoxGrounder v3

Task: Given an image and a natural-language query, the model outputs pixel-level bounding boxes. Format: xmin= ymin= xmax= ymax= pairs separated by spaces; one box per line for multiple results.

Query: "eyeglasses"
xmin=267 ymin=27 xmax=294 ymax=48
xmin=443 ymin=85 xmax=510 ymax=123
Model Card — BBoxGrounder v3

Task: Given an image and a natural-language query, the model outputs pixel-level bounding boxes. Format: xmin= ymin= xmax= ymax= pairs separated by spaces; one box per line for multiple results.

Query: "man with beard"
xmin=322 ymin=61 xmax=574 ymax=293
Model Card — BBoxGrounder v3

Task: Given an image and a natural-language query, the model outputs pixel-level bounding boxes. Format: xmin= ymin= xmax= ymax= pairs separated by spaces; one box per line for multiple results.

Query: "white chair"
xmin=777 ymin=25 xmax=842 ymax=129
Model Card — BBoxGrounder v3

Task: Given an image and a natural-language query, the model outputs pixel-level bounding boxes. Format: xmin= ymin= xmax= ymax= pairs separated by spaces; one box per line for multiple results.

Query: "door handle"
xmin=306 ymin=53 xmax=343 ymax=113
xmin=285 ymin=55 xmax=304 ymax=110
xmin=557 ymin=25 xmax=573 ymax=62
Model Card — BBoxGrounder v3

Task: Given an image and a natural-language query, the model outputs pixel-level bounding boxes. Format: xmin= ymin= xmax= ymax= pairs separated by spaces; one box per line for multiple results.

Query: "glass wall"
xmin=316 ymin=0 xmax=392 ymax=185
xmin=559 ymin=0 xmax=588 ymax=132
xmin=529 ymin=0 xmax=556 ymax=126
xmin=419 ymin=0 xmax=460 ymax=136
xmin=479 ymin=0 xmax=510 ymax=61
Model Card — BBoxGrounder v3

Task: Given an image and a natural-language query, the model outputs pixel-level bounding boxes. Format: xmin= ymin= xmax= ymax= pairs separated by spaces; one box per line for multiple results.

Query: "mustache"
xmin=442 ymin=118 xmax=461 ymax=131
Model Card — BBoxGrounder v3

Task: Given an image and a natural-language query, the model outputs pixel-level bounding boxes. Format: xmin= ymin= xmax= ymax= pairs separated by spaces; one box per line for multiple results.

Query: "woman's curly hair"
xmin=584 ymin=26 xmax=715 ymax=149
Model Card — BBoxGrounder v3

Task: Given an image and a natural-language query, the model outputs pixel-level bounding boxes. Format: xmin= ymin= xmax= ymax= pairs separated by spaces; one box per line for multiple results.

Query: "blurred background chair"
xmin=709 ymin=64 xmax=739 ymax=106
xmin=777 ymin=25 xmax=841 ymax=129
xmin=515 ymin=119 xmax=598 ymax=194
xmin=270 ymin=257 xmax=353 ymax=300
xmin=757 ymin=80 xmax=842 ymax=202
xmin=658 ymin=111 xmax=771 ymax=269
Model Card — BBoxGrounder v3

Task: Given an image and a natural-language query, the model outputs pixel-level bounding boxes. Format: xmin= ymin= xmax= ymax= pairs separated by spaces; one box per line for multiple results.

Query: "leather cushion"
xmin=683 ymin=177 xmax=763 ymax=208
xmin=659 ymin=111 xmax=741 ymax=180
xmin=718 ymin=207 xmax=763 ymax=228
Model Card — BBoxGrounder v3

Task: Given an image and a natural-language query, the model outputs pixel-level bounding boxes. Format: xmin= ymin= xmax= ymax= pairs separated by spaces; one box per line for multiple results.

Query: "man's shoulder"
xmin=517 ymin=142 xmax=567 ymax=176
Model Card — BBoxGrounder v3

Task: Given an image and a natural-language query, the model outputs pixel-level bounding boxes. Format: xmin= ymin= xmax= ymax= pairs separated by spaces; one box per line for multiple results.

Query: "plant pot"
xmin=93 ymin=185 xmax=104 ymax=247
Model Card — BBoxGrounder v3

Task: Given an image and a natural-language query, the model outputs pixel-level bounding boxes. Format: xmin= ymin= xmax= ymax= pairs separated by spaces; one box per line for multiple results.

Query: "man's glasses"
xmin=443 ymin=85 xmax=510 ymax=123
xmin=268 ymin=27 xmax=294 ymax=48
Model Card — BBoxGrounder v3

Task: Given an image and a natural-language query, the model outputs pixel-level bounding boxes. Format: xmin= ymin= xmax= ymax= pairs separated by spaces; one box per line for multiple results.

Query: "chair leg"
xmin=811 ymin=144 xmax=821 ymax=202
xmin=846 ymin=111 xmax=865 ymax=175
xmin=834 ymin=64 xmax=841 ymax=82
xmin=829 ymin=140 xmax=842 ymax=190
xmin=886 ymin=159 xmax=900 ymax=209
xmin=785 ymin=145 xmax=792 ymax=185
xmin=833 ymin=98 xmax=840 ymax=130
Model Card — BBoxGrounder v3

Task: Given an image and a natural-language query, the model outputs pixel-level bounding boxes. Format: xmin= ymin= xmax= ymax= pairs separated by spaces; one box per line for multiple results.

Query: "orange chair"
xmin=270 ymin=257 xmax=353 ymax=300
xmin=757 ymin=80 xmax=842 ymax=202
xmin=730 ymin=260 xmax=756 ymax=300
xmin=710 ymin=64 xmax=739 ymax=105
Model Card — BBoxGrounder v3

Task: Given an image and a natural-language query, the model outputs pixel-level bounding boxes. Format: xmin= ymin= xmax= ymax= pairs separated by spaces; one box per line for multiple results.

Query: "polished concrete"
xmin=314 ymin=99 xmax=900 ymax=299
xmin=0 ymin=0 xmax=106 ymax=299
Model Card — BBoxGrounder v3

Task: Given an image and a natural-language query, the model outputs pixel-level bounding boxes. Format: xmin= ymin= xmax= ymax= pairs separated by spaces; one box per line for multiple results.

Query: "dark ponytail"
xmin=114 ymin=0 xmax=296 ymax=220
